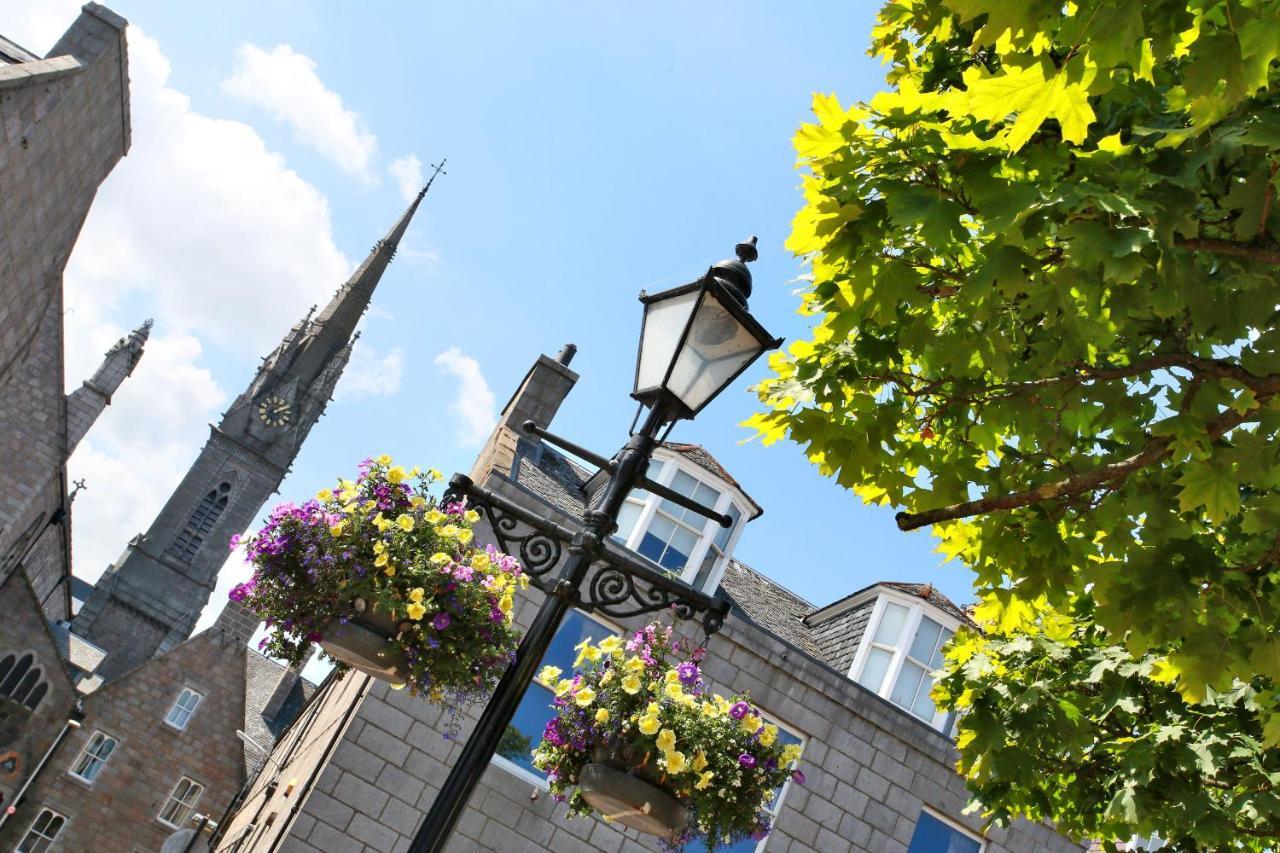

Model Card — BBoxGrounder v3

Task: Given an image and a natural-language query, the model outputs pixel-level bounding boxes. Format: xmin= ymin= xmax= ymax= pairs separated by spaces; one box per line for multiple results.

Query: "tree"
xmin=748 ymin=0 xmax=1280 ymax=844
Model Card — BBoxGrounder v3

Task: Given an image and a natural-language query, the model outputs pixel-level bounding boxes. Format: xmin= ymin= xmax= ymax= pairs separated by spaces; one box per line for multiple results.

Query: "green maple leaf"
xmin=1175 ymin=463 xmax=1241 ymax=524
xmin=886 ymin=185 xmax=968 ymax=246
xmin=959 ymin=58 xmax=1096 ymax=151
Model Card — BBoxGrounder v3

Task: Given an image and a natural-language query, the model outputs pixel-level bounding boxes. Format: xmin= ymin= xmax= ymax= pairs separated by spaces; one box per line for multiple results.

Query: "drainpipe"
xmin=0 ymin=708 xmax=84 ymax=831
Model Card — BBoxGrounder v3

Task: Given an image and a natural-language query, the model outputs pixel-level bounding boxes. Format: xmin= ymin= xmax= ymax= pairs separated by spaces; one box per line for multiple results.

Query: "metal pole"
xmin=408 ymin=403 xmax=670 ymax=853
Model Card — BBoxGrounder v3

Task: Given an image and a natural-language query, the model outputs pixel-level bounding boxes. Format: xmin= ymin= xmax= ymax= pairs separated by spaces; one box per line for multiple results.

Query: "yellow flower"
xmin=329 ymin=522 xmax=346 ymax=538
xmin=538 ymin=665 xmax=563 ymax=685
xmin=664 ymin=669 xmax=681 ymax=684
xmin=781 ymin=744 xmax=803 ymax=765
xmin=713 ymin=694 xmax=731 ymax=714
xmin=456 ymin=528 xmax=473 ymax=544
xmin=408 ymin=587 xmax=425 ymax=603
xmin=574 ymin=644 xmax=602 ymax=667
xmin=316 ymin=488 xmax=333 ymax=501
xmin=701 ymin=700 xmax=720 ymax=717
xmin=663 ymin=750 xmax=686 ymax=774
xmin=637 ymin=715 xmax=660 ymax=735
xmin=439 ymin=524 xmax=459 ymax=538
xmin=742 ymin=713 xmax=761 ymax=734
xmin=430 ymin=552 xmax=451 ymax=565
xmin=427 ymin=467 xmax=443 ymax=481
xmin=655 ymin=728 xmax=676 ymax=754
xmin=374 ymin=553 xmax=389 ymax=567
xmin=373 ymin=515 xmax=391 ymax=532
xmin=664 ymin=682 xmax=685 ymax=701
xmin=387 ymin=466 xmax=406 ymax=484
xmin=625 ymin=656 xmax=646 ymax=673
xmin=621 ymin=674 xmax=642 ymax=695
xmin=396 ymin=514 xmax=414 ymax=532
xmin=554 ymin=679 xmax=574 ymax=697
xmin=463 ymin=508 xmax=480 ymax=523
xmin=760 ymin=724 xmax=778 ymax=747
xmin=339 ymin=479 xmax=355 ymax=491
xmin=341 ymin=502 xmax=358 ymax=515
xmin=373 ymin=540 xmax=387 ymax=554
xmin=409 ymin=495 xmax=427 ymax=509
xmin=406 ymin=602 xmax=426 ymax=620
xmin=574 ymin=687 xmax=596 ymax=707
xmin=471 ymin=552 xmax=490 ymax=571
xmin=645 ymin=702 xmax=661 ymax=717
xmin=425 ymin=509 xmax=445 ymax=525
xmin=695 ymin=771 xmax=714 ymax=791
xmin=598 ymin=636 xmax=623 ymax=655
xmin=377 ymin=454 xmax=392 ymax=465
xmin=692 ymin=750 xmax=708 ymax=772
xmin=363 ymin=500 xmax=378 ymax=511
xmin=384 ymin=565 xmax=396 ymax=577
xmin=595 ymin=708 xmax=610 ymax=724
xmin=339 ymin=489 xmax=358 ymax=502
xmin=499 ymin=594 xmax=514 ymax=616
xmin=599 ymin=669 xmax=615 ymax=686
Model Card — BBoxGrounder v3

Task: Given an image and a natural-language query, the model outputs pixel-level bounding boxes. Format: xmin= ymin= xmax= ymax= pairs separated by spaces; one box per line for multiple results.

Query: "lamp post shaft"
xmin=408 ymin=404 xmax=669 ymax=853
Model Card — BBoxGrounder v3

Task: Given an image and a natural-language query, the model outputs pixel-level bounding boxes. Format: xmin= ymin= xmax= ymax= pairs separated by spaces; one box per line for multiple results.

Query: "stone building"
xmin=211 ymin=348 xmax=1089 ymax=853
xmin=0 ymin=6 xmax=441 ymax=848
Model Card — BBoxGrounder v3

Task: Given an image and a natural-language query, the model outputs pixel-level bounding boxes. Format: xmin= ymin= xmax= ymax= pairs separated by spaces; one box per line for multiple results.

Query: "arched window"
xmin=168 ymin=481 xmax=232 ymax=563
xmin=0 ymin=652 xmax=47 ymax=710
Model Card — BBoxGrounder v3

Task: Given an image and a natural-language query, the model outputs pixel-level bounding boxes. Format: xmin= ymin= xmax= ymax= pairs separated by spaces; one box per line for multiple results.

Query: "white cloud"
xmin=223 ymin=43 xmax=379 ymax=181
xmin=388 ymin=154 xmax=423 ymax=202
xmin=433 ymin=348 xmax=497 ymax=446
xmin=333 ymin=343 xmax=404 ymax=401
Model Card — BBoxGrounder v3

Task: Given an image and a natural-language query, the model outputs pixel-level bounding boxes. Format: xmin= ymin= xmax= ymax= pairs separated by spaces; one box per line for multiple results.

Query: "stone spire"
xmin=72 ymin=168 xmax=444 ymax=679
xmin=65 ymin=318 xmax=151 ymax=454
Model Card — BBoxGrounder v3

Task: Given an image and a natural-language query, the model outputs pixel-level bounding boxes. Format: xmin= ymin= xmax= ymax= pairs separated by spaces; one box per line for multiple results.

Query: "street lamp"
xmin=409 ymin=238 xmax=781 ymax=852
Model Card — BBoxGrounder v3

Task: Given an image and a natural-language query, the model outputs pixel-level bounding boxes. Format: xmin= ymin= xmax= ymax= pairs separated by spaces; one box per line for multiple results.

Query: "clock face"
xmin=257 ymin=395 xmax=292 ymax=427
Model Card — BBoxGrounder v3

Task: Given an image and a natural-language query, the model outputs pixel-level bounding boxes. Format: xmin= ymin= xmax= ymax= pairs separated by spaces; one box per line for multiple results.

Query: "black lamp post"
xmin=408 ymin=238 xmax=781 ymax=853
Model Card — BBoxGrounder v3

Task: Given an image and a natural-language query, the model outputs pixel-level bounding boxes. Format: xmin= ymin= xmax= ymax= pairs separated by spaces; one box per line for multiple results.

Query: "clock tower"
xmin=73 ymin=166 xmax=442 ymax=679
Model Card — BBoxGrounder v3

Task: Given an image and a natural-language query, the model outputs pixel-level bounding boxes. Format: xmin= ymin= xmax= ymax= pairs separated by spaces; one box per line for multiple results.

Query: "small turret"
xmin=65 ymin=319 xmax=151 ymax=454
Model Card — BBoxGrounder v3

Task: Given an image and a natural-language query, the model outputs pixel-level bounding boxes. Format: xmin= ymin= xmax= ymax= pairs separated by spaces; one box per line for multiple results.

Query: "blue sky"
xmin=11 ymin=1 xmax=977 ymax=620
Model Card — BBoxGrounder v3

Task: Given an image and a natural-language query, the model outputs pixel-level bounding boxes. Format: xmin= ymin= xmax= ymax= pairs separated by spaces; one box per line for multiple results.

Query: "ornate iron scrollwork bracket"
xmin=442 ymin=475 xmax=730 ymax=639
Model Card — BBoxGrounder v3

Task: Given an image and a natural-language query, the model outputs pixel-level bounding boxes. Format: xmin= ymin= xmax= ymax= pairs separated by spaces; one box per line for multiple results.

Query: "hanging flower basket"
xmin=230 ymin=457 xmax=527 ymax=709
xmin=532 ymin=623 xmax=804 ymax=850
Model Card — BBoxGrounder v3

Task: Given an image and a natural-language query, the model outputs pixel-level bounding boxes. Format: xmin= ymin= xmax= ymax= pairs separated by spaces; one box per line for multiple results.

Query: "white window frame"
xmin=847 ymin=590 xmax=963 ymax=733
xmin=15 ymin=808 xmax=66 ymax=852
xmin=489 ymin=609 xmax=621 ymax=789
xmin=157 ymin=776 xmax=204 ymax=829
xmin=749 ymin=710 xmax=806 ymax=853
xmin=164 ymin=687 xmax=203 ymax=730
xmin=911 ymin=806 xmax=987 ymax=852
xmin=613 ymin=450 xmax=749 ymax=592
xmin=68 ymin=730 xmax=117 ymax=784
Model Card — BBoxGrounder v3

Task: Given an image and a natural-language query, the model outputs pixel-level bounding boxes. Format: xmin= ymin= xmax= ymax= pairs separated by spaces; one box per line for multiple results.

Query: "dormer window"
xmin=610 ymin=449 xmax=753 ymax=593
xmin=848 ymin=591 xmax=962 ymax=734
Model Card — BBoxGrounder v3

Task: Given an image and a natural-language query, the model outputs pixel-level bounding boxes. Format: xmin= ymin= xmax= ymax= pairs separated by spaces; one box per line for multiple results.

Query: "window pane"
xmin=500 ymin=684 xmax=553 ymax=774
xmin=612 ymin=500 xmax=643 ymax=545
xmin=639 ymin=513 xmax=678 ymax=560
xmin=910 ymin=617 xmax=943 ymax=664
xmin=874 ymin=603 xmax=909 ymax=646
xmin=907 ymin=811 xmax=982 ymax=853
xmin=659 ymin=525 xmax=698 ymax=571
xmin=540 ymin=611 xmax=605 ymax=674
xmin=890 ymin=660 xmax=926 ymax=709
xmin=931 ymin=629 xmax=954 ymax=669
xmin=713 ymin=504 xmax=741 ymax=550
xmin=669 ymin=469 xmax=699 ymax=499
xmin=690 ymin=481 xmax=721 ymax=514
xmin=911 ymin=681 xmax=937 ymax=721
xmin=859 ymin=647 xmax=894 ymax=694
xmin=681 ymin=838 xmax=756 ymax=853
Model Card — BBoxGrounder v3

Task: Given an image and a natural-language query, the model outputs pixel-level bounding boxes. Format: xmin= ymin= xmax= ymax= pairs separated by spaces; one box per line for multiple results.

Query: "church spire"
xmin=310 ymin=159 xmax=445 ymax=348
xmin=65 ymin=318 xmax=151 ymax=454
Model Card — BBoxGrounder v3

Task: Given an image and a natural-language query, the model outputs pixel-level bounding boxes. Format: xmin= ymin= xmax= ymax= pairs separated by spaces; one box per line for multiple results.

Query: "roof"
xmin=717 ymin=559 xmax=822 ymax=658
xmin=511 ymin=441 xmax=591 ymax=518
xmin=806 ymin=580 xmax=973 ymax=629
xmin=0 ymin=35 xmax=39 ymax=64
xmin=48 ymin=621 xmax=107 ymax=675
xmin=660 ymin=443 xmax=762 ymax=518
xmin=242 ymin=650 xmax=317 ymax=772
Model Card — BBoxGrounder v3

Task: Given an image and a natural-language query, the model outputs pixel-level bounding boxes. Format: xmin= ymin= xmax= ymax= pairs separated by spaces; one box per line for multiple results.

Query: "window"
xmin=69 ymin=731 xmax=117 ymax=783
xmin=682 ymin=711 xmax=805 ymax=853
xmin=612 ymin=453 xmax=747 ymax=591
xmin=158 ymin=777 xmax=204 ymax=828
xmin=168 ymin=482 xmax=231 ymax=562
xmin=0 ymin=653 xmax=47 ymax=709
xmin=492 ymin=610 xmax=616 ymax=782
xmin=165 ymin=688 xmax=203 ymax=730
xmin=907 ymin=810 xmax=983 ymax=853
xmin=852 ymin=596 xmax=957 ymax=732
xmin=16 ymin=809 xmax=65 ymax=852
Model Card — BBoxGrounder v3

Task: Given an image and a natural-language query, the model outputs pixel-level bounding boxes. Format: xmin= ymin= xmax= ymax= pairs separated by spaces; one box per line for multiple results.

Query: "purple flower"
xmin=676 ymin=661 xmax=699 ymax=685
xmin=738 ymin=753 xmax=757 ymax=769
xmin=228 ymin=533 xmax=242 ymax=551
xmin=729 ymin=701 xmax=750 ymax=720
xmin=792 ymin=769 xmax=806 ymax=785
xmin=432 ymin=612 xmax=452 ymax=631
xmin=228 ymin=581 xmax=254 ymax=602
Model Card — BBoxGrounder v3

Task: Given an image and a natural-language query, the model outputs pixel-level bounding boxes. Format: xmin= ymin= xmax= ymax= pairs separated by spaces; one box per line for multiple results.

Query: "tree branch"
xmin=895 ymin=385 xmax=1280 ymax=531
xmin=1175 ymin=238 xmax=1280 ymax=265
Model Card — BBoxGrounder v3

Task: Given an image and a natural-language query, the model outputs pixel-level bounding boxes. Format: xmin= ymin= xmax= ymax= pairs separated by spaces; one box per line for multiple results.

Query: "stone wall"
xmin=0 ymin=2 xmax=131 ymax=620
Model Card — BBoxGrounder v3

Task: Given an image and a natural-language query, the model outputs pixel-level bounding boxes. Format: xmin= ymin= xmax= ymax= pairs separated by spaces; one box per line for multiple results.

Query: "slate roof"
xmin=511 ymin=441 xmax=591 ymax=517
xmin=48 ymin=621 xmax=107 ymax=675
xmin=716 ymin=559 xmax=822 ymax=659
xmin=242 ymin=650 xmax=316 ymax=772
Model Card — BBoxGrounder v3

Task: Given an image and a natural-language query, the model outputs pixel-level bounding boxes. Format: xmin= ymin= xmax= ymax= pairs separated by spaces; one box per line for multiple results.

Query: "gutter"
xmin=0 ymin=706 xmax=84 ymax=831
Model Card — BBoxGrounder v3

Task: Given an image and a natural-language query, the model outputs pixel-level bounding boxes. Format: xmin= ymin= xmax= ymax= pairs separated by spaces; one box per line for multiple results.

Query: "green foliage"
xmin=938 ymin=598 xmax=1280 ymax=849
xmin=752 ymin=0 xmax=1280 ymax=844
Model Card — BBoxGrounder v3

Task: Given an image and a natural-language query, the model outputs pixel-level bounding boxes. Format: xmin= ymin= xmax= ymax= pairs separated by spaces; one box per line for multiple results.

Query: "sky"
xmin=7 ymin=1 xmax=977 ymax=644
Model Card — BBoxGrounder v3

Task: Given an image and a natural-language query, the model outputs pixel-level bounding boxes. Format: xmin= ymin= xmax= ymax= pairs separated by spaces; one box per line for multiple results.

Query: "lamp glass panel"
xmin=635 ymin=290 xmax=700 ymax=395
xmin=665 ymin=289 xmax=763 ymax=412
